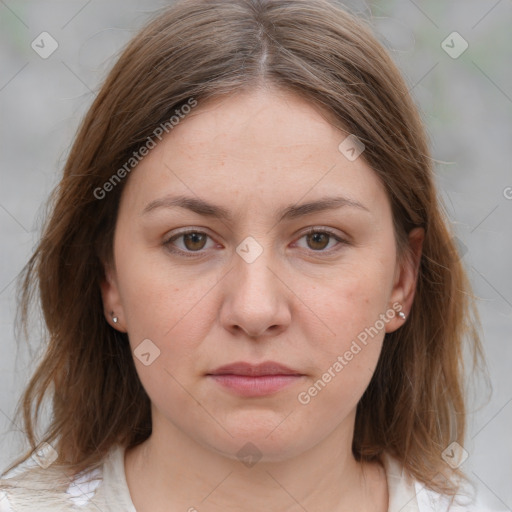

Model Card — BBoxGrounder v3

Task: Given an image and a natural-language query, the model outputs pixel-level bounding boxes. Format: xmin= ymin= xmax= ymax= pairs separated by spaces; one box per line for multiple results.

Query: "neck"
xmin=124 ymin=411 xmax=388 ymax=512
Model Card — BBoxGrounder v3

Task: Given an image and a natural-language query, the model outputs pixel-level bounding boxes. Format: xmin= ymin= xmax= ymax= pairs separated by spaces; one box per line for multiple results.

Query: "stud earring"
xmin=110 ymin=312 xmax=119 ymax=324
xmin=398 ymin=311 xmax=406 ymax=320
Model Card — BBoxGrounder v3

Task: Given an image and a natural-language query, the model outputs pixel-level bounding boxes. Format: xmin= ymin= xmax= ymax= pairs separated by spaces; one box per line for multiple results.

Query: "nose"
xmin=218 ymin=245 xmax=291 ymax=339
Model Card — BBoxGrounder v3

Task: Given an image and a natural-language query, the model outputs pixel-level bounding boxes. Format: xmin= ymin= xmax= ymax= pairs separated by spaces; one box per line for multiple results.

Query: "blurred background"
xmin=1 ymin=0 xmax=511 ymax=508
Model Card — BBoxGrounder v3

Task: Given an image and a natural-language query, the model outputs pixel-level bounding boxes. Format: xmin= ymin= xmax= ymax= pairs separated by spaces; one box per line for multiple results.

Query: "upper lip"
xmin=207 ymin=361 xmax=303 ymax=376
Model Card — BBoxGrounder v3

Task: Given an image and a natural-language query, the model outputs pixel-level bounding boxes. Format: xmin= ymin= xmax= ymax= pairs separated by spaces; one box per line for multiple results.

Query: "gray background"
xmin=1 ymin=0 xmax=511 ymax=509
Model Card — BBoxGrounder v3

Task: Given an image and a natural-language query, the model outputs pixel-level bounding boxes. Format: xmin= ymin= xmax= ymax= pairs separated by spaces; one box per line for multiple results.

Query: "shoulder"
xmin=381 ymin=452 xmax=507 ymax=512
xmin=0 ymin=452 xmax=104 ymax=512
xmin=413 ymin=479 xmax=505 ymax=512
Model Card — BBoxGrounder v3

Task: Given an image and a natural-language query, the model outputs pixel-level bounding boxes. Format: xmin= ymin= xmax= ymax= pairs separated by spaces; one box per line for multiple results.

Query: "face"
xmin=101 ymin=87 xmax=423 ymax=462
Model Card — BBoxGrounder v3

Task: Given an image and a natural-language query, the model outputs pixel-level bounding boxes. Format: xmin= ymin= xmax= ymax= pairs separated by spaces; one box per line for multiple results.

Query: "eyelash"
xmin=163 ymin=228 xmax=348 ymax=258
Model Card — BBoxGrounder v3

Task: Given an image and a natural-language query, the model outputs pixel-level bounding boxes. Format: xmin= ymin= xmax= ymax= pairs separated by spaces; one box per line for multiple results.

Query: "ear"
xmin=99 ymin=261 xmax=127 ymax=332
xmin=385 ymin=227 xmax=424 ymax=333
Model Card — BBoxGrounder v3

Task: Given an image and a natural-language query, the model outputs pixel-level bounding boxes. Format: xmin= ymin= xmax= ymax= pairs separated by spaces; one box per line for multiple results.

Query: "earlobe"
xmin=386 ymin=227 xmax=425 ymax=332
xmin=99 ymin=262 xmax=126 ymax=332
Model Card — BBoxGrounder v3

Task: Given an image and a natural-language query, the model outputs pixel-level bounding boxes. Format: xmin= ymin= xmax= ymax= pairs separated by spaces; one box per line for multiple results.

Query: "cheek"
xmin=115 ymin=259 xmax=219 ymax=413
xmin=292 ymin=248 xmax=395 ymax=400
xmin=115 ymin=226 xmax=201 ymax=323
xmin=297 ymin=252 xmax=395 ymax=351
xmin=294 ymin=286 xmax=388 ymax=420
xmin=113 ymin=237 xmax=222 ymax=373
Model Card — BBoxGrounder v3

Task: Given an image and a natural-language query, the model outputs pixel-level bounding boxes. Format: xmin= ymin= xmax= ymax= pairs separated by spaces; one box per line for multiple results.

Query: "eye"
xmin=294 ymin=228 xmax=347 ymax=253
xmin=163 ymin=227 xmax=348 ymax=258
xmin=164 ymin=230 xmax=216 ymax=256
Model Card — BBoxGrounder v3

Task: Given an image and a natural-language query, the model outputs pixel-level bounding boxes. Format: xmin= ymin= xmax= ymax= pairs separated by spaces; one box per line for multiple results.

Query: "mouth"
xmin=206 ymin=361 xmax=305 ymax=397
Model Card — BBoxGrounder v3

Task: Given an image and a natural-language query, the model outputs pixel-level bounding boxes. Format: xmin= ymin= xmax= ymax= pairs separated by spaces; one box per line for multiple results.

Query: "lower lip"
xmin=207 ymin=374 xmax=303 ymax=397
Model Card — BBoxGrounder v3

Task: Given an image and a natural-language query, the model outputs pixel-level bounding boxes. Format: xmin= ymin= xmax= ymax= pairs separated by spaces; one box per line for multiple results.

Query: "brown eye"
xmin=182 ymin=232 xmax=207 ymax=251
xmin=306 ymin=232 xmax=330 ymax=250
xmin=295 ymin=228 xmax=347 ymax=254
xmin=164 ymin=230 xmax=215 ymax=256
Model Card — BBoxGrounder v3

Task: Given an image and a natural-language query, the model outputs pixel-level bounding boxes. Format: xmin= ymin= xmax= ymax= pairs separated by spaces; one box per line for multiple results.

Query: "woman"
xmin=0 ymin=0 xmax=500 ymax=510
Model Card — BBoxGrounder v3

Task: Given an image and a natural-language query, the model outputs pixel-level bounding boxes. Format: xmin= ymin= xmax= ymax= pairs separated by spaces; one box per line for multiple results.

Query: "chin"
xmin=201 ymin=417 xmax=316 ymax=464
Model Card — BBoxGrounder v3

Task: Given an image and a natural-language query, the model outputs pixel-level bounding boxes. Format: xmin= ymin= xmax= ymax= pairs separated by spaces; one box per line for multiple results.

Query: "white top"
xmin=0 ymin=444 xmax=504 ymax=511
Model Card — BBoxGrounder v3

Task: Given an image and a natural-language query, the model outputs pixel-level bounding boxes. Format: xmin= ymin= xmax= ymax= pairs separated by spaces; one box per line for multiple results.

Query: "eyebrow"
xmin=141 ymin=194 xmax=370 ymax=222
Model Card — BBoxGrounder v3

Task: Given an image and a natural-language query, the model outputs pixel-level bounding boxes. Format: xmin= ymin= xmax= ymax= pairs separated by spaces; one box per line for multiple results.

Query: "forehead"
xmin=174 ymin=88 xmax=340 ymax=153
xmin=119 ymin=87 xmax=388 ymax=221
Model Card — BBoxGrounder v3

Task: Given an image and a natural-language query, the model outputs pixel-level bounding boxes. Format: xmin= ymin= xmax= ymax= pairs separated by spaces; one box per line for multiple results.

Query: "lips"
xmin=207 ymin=361 xmax=302 ymax=377
xmin=206 ymin=361 xmax=304 ymax=397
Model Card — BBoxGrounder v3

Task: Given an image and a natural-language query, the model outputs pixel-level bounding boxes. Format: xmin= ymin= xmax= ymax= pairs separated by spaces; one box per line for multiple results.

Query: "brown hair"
xmin=2 ymin=0 xmax=485 ymax=496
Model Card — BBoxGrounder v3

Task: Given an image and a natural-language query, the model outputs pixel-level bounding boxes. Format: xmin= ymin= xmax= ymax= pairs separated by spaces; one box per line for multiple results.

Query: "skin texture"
xmin=100 ymin=86 xmax=424 ymax=512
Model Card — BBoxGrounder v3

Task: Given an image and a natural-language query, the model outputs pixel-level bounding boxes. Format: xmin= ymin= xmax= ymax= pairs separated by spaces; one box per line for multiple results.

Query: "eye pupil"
xmin=184 ymin=232 xmax=207 ymax=251
xmin=307 ymin=232 xmax=329 ymax=250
